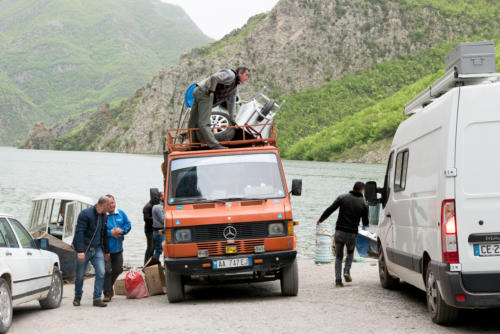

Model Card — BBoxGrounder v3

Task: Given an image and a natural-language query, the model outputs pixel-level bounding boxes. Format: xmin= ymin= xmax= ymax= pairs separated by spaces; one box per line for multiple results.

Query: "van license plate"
xmin=213 ymin=257 xmax=251 ymax=269
xmin=474 ymin=244 xmax=500 ymax=256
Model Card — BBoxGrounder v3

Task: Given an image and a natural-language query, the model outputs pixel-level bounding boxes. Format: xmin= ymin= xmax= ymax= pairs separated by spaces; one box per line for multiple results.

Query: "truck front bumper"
xmin=165 ymin=250 xmax=296 ymax=276
xmin=432 ymin=261 xmax=500 ymax=308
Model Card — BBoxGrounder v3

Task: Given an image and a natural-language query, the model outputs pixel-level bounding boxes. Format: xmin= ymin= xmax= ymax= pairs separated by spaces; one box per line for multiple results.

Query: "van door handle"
xmin=27 ymin=251 xmax=32 ymax=256
xmin=5 ymin=252 xmax=12 ymax=256
xmin=386 ymin=214 xmax=391 ymax=218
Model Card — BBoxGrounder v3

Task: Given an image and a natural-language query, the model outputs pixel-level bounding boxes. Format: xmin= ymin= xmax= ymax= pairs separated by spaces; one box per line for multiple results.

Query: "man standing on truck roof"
xmin=152 ymin=192 xmax=165 ymax=260
xmin=188 ymin=66 xmax=250 ymax=149
xmin=316 ymin=182 xmax=369 ymax=287
xmin=103 ymin=195 xmax=131 ymax=302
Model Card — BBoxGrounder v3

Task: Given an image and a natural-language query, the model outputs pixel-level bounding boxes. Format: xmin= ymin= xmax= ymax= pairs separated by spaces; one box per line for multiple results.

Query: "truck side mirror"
xmin=291 ymin=179 xmax=302 ymax=196
xmin=365 ymin=181 xmax=378 ymax=203
xmin=36 ymin=238 xmax=49 ymax=250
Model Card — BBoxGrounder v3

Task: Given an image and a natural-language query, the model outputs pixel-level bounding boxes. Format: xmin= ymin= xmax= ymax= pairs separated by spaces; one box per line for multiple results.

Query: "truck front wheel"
xmin=280 ymin=258 xmax=298 ymax=296
xmin=165 ymin=268 xmax=184 ymax=303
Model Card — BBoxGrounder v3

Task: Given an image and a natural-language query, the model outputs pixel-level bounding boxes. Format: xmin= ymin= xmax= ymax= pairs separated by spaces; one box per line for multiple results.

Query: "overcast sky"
xmin=161 ymin=0 xmax=280 ymax=40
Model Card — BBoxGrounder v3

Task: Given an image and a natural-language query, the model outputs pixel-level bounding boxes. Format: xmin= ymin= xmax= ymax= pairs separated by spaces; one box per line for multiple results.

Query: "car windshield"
xmin=168 ymin=153 xmax=286 ymax=204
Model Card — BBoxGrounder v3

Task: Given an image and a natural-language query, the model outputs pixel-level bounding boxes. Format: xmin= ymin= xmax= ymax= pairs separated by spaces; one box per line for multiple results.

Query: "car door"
xmin=0 ymin=217 xmax=30 ymax=299
xmin=8 ymin=218 xmax=52 ymax=294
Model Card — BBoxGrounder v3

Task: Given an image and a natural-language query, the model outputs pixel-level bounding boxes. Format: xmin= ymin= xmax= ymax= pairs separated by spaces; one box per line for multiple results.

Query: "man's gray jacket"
xmin=152 ymin=202 xmax=165 ymax=230
xmin=198 ymin=69 xmax=238 ymax=119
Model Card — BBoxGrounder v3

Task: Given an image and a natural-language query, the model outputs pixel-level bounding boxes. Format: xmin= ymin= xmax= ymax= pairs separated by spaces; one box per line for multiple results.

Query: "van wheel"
xmin=0 ymin=278 xmax=12 ymax=334
xmin=39 ymin=268 xmax=63 ymax=309
xmin=211 ymin=111 xmax=235 ymax=142
xmin=165 ymin=268 xmax=184 ymax=303
xmin=280 ymin=258 xmax=298 ymax=296
xmin=426 ymin=267 xmax=458 ymax=324
xmin=378 ymin=247 xmax=399 ymax=289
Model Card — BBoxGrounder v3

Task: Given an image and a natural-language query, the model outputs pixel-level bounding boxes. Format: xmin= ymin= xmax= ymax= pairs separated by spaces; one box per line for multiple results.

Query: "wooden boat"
xmin=28 ymin=192 xmax=93 ymax=279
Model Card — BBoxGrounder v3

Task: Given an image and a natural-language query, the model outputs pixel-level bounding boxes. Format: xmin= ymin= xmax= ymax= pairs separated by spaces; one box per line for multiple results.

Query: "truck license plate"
xmin=474 ymin=243 xmax=500 ymax=256
xmin=213 ymin=257 xmax=251 ymax=269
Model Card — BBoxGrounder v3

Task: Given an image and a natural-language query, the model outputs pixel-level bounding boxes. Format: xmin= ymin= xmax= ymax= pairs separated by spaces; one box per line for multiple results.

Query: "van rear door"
xmin=455 ymin=82 xmax=500 ymax=274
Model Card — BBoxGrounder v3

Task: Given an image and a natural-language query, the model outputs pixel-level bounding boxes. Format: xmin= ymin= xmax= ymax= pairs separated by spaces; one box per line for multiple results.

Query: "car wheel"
xmin=165 ymin=268 xmax=184 ymax=303
xmin=426 ymin=266 xmax=459 ymax=325
xmin=0 ymin=278 xmax=12 ymax=334
xmin=378 ymin=246 xmax=399 ymax=289
xmin=211 ymin=111 xmax=235 ymax=142
xmin=280 ymin=258 xmax=299 ymax=296
xmin=39 ymin=267 xmax=63 ymax=309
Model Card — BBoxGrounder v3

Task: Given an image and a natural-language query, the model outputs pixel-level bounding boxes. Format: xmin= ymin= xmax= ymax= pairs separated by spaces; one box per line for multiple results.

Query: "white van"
xmin=366 ymin=41 xmax=500 ymax=324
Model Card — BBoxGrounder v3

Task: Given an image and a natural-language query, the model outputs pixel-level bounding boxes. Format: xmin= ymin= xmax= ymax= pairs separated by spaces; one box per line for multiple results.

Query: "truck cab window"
xmin=394 ymin=150 xmax=409 ymax=192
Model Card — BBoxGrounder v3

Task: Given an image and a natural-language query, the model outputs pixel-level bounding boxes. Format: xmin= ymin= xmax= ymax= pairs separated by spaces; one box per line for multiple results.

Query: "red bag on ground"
xmin=125 ymin=269 xmax=149 ymax=299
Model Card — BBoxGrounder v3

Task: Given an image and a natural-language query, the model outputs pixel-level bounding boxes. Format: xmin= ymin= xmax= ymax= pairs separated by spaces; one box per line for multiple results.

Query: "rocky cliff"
xmin=25 ymin=0 xmax=500 ymax=159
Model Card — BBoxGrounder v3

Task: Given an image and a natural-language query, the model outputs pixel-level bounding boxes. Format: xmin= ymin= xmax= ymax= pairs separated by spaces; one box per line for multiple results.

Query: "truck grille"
xmin=190 ymin=221 xmax=268 ymax=242
xmin=197 ymin=239 xmax=265 ymax=256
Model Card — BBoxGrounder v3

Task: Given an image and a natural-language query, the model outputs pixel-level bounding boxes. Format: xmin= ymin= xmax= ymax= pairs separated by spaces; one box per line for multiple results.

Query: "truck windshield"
xmin=168 ymin=153 xmax=286 ymax=204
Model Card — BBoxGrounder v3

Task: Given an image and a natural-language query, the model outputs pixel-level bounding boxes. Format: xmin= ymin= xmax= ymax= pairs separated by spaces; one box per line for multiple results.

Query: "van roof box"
xmin=404 ymin=41 xmax=499 ymax=115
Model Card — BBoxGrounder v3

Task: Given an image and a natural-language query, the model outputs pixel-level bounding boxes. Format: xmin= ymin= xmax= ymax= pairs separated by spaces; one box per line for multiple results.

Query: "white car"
xmin=0 ymin=213 xmax=63 ymax=333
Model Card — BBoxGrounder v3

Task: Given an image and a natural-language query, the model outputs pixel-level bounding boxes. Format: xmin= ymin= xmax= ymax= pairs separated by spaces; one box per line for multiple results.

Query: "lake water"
xmin=0 ymin=146 xmax=385 ymax=266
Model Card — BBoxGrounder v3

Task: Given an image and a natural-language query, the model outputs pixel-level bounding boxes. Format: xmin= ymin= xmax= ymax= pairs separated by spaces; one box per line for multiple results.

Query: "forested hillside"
xmin=0 ymin=0 xmax=211 ymax=145
xmin=23 ymin=0 xmax=500 ymax=162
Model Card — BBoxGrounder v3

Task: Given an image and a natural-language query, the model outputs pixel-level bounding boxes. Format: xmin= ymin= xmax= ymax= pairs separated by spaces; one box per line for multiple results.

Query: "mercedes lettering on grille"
xmin=223 ymin=225 xmax=237 ymax=240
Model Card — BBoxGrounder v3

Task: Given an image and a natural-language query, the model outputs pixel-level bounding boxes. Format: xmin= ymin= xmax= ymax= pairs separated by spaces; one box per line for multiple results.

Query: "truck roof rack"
xmin=405 ymin=41 xmax=498 ymax=115
xmin=404 ymin=69 xmax=500 ymax=115
xmin=165 ymin=123 xmax=277 ymax=153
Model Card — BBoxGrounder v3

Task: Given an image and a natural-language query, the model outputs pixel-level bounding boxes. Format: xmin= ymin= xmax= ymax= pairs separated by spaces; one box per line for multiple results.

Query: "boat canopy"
xmin=32 ymin=192 xmax=93 ymax=204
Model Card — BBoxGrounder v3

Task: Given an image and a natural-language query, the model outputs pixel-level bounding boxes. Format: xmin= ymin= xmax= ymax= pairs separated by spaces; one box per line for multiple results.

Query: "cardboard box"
xmin=143 ymin=263 xmax=166 ymax=296
xmin=114 ymin=278 xmax=127 ymax=296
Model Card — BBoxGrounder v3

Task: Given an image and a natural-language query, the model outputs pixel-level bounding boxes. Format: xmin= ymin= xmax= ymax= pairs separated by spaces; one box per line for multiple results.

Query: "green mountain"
xmin=23 ymin=0 xmax=500 ymax=160
xmin=0 ymin=0 xmax=211 ymax=145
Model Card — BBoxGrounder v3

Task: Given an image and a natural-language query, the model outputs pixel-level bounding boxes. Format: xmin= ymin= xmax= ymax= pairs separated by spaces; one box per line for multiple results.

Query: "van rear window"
xmin=394 ymin=150 xmax=409 ymax=192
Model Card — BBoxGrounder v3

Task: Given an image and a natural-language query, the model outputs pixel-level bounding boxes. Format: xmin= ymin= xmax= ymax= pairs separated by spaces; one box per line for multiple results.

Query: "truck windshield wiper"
xmin=212 ymin=197 xmax=266 ymax=202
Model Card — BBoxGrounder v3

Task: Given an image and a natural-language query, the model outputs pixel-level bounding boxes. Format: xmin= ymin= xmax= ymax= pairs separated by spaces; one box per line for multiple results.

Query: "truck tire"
xmin=165 ymin=268 xmax=184 ymax=303
xmin=256 ymin=99 xmax=274 ymax=122
xmin=0 ymin=278 xmax=12 ymax=334
xmin=280 ymin=258 xmax=298 ymax=296
xmin=39 ymin=267 xmax=63 ymax=309
xmin=378 ymin=246 xmax=399 ymax=289
xmin=211 ymin=111 xmax=235 ymax=142
xmin=426 ymin=265 xmax=459 ymax=325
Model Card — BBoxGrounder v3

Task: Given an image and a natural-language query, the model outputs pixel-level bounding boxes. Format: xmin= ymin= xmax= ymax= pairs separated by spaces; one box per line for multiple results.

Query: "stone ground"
xmin=8 ymin=260 xmax=500 ymax=334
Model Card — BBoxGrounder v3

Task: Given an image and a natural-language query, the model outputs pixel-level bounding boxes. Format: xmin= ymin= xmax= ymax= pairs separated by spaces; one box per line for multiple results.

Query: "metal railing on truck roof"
xmin=165 ymin=123 xmax=277 ymax=153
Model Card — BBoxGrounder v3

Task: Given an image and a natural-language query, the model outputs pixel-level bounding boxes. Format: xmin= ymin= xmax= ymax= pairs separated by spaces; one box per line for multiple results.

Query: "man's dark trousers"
xmin=188 ymin=87 xmax=219 ymax=147
xmin=103 ymin=251 xmax=123 ymax=297
xmin=144 ymin=230 xmax=154 ymax=264
xmin=334 ymin=230 xmax=357 ymax=282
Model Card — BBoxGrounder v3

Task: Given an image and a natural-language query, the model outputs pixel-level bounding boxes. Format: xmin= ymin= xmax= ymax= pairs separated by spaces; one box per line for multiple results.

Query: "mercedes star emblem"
xmin=223 ymin=225 xmax=237 ymax=240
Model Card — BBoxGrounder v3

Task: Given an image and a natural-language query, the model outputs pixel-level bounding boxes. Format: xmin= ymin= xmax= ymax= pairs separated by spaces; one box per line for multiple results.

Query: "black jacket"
xmin=318 ymin=191 xmax=369 ymax=234
xmin=143 ymin=201 xmax=154 ymax=233
xmin=72 ymin=206 xmax=109 ymax=253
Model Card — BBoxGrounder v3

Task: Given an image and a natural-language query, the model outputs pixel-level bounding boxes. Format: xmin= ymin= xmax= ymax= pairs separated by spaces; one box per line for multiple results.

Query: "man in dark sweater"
xmin=317 ymin=182 xmax=369 ymax=287
xmin=72 ymin=195 xmax=111 ymax=307
xmin=143 ymin=200 xmax=155 ymax=264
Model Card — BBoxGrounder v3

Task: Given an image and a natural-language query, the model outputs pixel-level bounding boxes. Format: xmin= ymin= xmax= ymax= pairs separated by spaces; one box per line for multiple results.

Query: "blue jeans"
xmin=74 ymin=247 xmax=105 ymax=300
xmin=153 ymin=230 xmax=165 ymax=260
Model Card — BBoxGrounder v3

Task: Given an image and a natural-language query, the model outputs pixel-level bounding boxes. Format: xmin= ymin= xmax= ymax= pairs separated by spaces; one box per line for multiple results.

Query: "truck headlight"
xmin=175 ymin=229 xmax=192 ymax=242
xmin=268 ymin=223 xmax=284 ymax=236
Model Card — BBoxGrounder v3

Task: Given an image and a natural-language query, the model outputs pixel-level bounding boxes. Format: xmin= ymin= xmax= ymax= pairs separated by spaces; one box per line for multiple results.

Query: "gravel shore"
xmin=9 ymin=260 xmax=499 ymax=333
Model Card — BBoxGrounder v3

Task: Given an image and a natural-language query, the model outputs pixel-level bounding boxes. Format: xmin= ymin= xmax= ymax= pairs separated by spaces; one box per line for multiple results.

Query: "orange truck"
xmin=161 ymin=125 xmax=302 ymax=302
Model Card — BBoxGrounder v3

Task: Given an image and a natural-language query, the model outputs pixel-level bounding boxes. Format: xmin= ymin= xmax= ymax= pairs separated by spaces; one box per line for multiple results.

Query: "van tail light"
xmin=441 ymin=200 xmax=459 ymax=263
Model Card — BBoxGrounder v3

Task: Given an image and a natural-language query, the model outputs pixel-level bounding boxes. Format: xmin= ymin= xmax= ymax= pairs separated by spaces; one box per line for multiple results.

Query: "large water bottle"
xmin=315 ymin=225 xmax=333 ymax=264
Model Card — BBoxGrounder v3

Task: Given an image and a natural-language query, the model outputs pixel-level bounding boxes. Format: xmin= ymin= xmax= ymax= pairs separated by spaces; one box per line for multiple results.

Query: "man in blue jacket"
xmin=72 ymin=195 xmax=111 ymax=307
xmin=103 ymin=195 xmax=131 ymax=302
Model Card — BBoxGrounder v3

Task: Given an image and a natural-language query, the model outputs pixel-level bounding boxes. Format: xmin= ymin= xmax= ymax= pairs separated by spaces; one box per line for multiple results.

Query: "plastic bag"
xmin=125 ymin=269 xmax=149 ymax=299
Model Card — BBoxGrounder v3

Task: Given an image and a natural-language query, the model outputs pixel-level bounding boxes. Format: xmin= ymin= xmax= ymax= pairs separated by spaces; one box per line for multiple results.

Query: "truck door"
xmin=455 ymin=83 xmax=500 ymax=273
xmin=379 ymin=151 xmax=395 ymax=250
